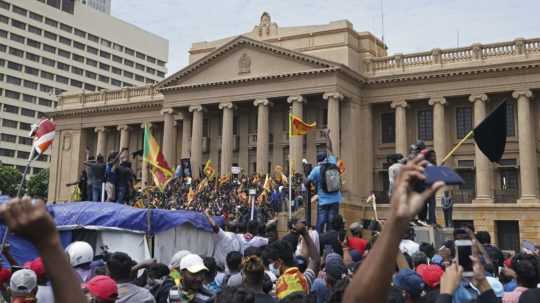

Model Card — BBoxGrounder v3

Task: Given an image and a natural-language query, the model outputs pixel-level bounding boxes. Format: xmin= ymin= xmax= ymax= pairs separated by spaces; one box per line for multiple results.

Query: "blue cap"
xmin=393 ymin=269 xmax=425 ymax=297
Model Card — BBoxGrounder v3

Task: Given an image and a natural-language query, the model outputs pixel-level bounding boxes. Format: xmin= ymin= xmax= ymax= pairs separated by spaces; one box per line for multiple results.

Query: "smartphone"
xmin=249 ymin=188 xmax=257 ymax=196
xmin=455 ymin=239 xmax=473 ymax=277
xmin=425 ymin=166 xmax=465 ymax=185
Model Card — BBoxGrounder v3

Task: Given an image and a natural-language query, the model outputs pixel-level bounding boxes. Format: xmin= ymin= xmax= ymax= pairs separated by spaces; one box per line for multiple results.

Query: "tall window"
xmin=496 ymin=221 xmax=520 ymax=252
xmin=381 ymin=112 xmax=395 ymax=143
xmin=456 ymin=107 xmax=473 ymax=139
xmin=417 ymin=109 xmax=433 ymax=141
xmin=506 ymin=102 xmax=515 ymax=137
xmin=500 ymin=168 xmax=519 ymax=192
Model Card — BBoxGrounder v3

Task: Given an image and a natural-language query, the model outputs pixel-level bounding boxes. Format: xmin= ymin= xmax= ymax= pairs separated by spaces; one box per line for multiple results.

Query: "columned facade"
xmin=391 ymin=100 xmax=408 ymax=156
xmin=219 ymin=102 xmax=235 ymax=175
xmin=254 ymin=99 xmax=271 ymax=175
xmin=48 ymin=18 xmax=540 ymax=247
xmin=513 ymin=90 xmax=538 ymax=201
xmin=288 ymin=96 xmax=306 ymax=174
xmin=161 ymin=108 xmax=176 ymax=166
xmin=469 ymin=94 xmax=492 ymax=201
xmin=189 ymin=105 xmax=205 ymax=179
xmin=429 ymin=97 xmax=447 ymax=165
xmin=117 ymin=125 xmax=130 ymax=152
xmin=95 ymin=127 xmax=107 ymax=157
xmin=323 ymin=92 xmax=343 ymax=157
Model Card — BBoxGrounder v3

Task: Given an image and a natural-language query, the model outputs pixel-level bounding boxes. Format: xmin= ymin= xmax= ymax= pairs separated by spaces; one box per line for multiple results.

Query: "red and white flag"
xmin=29 ymin=119 xmax=56 ymax=155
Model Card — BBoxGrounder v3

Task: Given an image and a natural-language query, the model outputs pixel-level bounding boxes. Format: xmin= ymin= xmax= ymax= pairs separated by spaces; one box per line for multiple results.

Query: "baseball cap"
xmin=9 ymin=269 xmax=37 ymax=296
xmin=24 ymin=257 xmax=45 ymax=279
xmin=179 ymin=254 xmax=208 ymax=274
xmin=84 ymin=275 xmax=118 ymax=302
xmin=393 ymin=269 xmax=425 ymax=298
xmin=325 ymin=253 xmax=346 ymax=280
xmin=169 ymin=250 xmax=191 ymax=269
xmin=416 ymin=264 xmax=444 ymax=288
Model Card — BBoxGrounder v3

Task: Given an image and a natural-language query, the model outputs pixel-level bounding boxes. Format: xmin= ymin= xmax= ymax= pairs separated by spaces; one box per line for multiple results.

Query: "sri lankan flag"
xmin=203 ymin=160 xmax=216 ymax=180
xmin=143 ymin=124 xmax=173 ymax=189
xmin=289 ymin=114 xmax=316 ymax=136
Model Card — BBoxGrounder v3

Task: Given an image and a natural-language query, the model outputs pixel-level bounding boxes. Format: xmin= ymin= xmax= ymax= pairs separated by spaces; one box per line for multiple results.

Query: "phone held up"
xmin=455 ymin=239 xmax=474 ymax=277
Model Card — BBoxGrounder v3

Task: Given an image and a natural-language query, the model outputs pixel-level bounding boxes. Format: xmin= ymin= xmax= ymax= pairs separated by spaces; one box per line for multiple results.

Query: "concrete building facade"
xmin=80 ymin=0 xmax=111 ymax=14
xmin=0 ymin=0 xmax=168 ymax=174
xmin=49 ymin=13 xmax=540 ymax=251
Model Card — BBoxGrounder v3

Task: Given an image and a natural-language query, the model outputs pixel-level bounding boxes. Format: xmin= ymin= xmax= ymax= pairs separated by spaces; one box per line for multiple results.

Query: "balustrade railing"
xmin=365 ymin=37 xmax=539 ymax=75
xmin=57 ymin=85 xmax=161 ymax=110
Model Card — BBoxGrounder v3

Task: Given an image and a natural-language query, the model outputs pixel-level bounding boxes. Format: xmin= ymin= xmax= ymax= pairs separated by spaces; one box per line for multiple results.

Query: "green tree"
xmin=27 ymin=169 xmax=49 ymax=199
xmin=0 ymin=165 xmax=22 ymax=197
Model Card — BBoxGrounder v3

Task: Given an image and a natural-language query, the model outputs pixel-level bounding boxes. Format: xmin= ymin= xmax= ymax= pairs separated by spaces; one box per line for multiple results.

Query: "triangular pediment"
xmin=157 ymin=36 xmax=341 ymax=89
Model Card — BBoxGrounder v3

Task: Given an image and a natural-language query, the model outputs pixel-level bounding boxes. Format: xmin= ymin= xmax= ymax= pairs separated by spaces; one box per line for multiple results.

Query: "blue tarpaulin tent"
xmin=0 ymin=200 xmax=223 ymax=266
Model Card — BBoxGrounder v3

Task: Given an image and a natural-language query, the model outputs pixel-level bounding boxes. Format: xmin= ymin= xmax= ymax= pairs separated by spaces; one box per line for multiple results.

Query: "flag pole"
xmin=288 ymin=112 xmax=293 ymax=219
xmin=440 ymin=130 xmax=474 ymax=165
xmin=1 ymin=148 xmax=39 ymax=247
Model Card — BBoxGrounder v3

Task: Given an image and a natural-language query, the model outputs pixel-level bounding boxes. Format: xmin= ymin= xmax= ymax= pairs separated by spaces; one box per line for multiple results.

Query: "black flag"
xmin=473 ymin=101 xmax=507 ymax=162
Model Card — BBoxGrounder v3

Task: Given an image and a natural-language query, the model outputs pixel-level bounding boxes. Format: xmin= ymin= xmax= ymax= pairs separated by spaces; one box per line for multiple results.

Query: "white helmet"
xmin=65 ymin=241 xmax=94 ymax=267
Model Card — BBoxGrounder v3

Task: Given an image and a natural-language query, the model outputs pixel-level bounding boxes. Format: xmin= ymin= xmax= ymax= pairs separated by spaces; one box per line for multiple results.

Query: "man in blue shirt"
xmin=307 ymin=129 xmax=342 ymax=233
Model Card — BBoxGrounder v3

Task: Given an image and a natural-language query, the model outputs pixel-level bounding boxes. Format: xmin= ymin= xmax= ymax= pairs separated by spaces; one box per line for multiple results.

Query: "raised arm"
xmin=296 ymin=222 xmax=320 ymax=274
xmin=204 ymin=209 xmax=219 ymax=234
xmin=325 ymin=129 xmax=334 ymax=156
xmin=343 ymin=155 xmax=444 ymax=303
xmin=0 ymin=198 xmax=87 ymax=303
xmin=1 ymin=244 xmax=18 ymax=267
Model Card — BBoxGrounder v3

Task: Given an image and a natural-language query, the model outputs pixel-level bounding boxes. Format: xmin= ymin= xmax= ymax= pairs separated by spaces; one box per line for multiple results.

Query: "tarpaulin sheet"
xmin=52 ymin=202 xmax=149 ymax=232
xmin=0 ymin=200 xmax=223 ymax=266
xmin=150 ymin=208 xmax=222 ymax=234
xmin=0 ymin=226 xmax=72 ymax=267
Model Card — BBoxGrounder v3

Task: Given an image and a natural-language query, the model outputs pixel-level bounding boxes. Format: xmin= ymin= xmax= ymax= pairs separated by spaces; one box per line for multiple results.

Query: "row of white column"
xmin=93 ymin=91 xmax=343 ymax=184
xmin=158 ymin=92 xmax=345 ymax=179
xmin=390 ymin=90 xmax=538 ymax=201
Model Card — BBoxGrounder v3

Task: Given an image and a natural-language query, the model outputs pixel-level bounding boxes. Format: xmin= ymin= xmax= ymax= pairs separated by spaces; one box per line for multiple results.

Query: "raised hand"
xmin=440 ymin=263 xmax=463 ymax=295
xmin=0 ymin=198 xmax=57 ymax=249
xmin=390 ymin=155 xmax=444 ymax=222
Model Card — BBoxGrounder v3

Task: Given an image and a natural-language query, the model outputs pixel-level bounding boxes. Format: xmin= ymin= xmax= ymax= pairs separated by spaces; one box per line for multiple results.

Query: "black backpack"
xmin=320 ymin=163 xmax=341 ymax=193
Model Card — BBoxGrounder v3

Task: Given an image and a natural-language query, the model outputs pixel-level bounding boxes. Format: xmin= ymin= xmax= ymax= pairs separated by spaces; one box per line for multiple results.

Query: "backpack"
xmin=320 ymin=163 xmax=341 ymax=193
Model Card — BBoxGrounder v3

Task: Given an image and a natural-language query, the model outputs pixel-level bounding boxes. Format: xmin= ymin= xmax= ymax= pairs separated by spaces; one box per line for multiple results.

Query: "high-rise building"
xmin=0 ymin=0 xmax=168 ymax=175
xmin=79 ymin=0 xmax=111 ymax=14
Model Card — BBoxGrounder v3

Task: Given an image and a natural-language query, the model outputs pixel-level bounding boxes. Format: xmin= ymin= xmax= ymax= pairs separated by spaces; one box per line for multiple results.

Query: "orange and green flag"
xmin=289 ymin=114 xmax=316 ymax=136
xmin=203 ymin=159 xmax=216 ymax=180
xmin=143 ymin=124 xmax=173 ymax=189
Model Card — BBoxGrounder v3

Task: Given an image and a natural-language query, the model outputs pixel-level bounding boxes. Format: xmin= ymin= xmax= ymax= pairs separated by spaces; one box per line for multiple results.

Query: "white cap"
xmin=10 ymin=269 xmax=37 ymax=296
xmin=169 ymin=250 xmax=191 ymax=269
xmin=179 ymin=254 xmax=208 ymax=274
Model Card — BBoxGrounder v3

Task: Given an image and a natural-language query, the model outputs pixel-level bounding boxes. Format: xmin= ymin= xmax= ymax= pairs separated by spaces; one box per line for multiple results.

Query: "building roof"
xmin=157 ymin=35 xmax=364 ymax=91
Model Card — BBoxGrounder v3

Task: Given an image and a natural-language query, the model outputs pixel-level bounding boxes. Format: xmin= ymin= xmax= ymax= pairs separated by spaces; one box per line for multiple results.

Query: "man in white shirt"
xmin=204 ymin=211 xmax=268 ymax=265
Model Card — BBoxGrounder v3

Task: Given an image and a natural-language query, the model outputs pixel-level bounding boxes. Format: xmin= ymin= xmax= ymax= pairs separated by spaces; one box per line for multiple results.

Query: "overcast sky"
xmin=111 ymin=0 xmax=540 ymax=75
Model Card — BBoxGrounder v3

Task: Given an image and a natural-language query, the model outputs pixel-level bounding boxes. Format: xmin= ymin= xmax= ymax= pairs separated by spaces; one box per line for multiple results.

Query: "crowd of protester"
xmin=3 ymin=135 xmax=540 ymax=303
xmin=68 ymin=148 xmax=309 ymax=223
